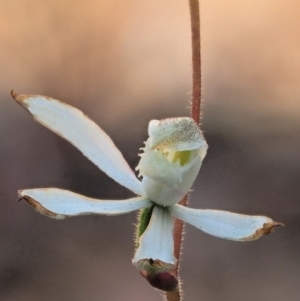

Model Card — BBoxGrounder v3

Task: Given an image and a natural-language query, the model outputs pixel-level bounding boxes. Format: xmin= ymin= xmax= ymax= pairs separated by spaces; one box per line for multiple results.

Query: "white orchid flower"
xmin=12 ymin=91 xmax=282 ymax=274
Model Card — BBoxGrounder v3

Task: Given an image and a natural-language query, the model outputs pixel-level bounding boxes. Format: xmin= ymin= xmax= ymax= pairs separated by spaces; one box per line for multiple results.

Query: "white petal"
xmin=133 ymin=206 xmax=176 ymax=272
xmin=170 ymin=204 xmax=283 ymax=241
xmin=19 ymin=188 xmax=151 ymax=219
xmin=12 ymin=92 xmax=144 ymax=196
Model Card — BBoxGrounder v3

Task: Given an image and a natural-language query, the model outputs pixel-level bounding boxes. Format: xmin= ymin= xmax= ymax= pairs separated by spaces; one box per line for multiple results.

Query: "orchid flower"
xmin=12 ymin=91 xmax=282 ymax=274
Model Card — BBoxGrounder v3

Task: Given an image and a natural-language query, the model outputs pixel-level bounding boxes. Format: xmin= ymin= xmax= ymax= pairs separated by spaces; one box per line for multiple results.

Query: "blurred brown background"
xmin=1 ymin=0 xmax=299 ymax=300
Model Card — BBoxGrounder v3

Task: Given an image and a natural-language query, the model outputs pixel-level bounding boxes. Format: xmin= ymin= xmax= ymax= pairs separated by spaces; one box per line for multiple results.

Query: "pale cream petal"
xmin=170 ymin=204 xmax=283 ymax=241
xmin=132 ymin=206 xmax=176 ymax=273
xmin=12 ymin=92 xmax=144 ymax=195
xmin=19 ymin=188 xmax=151 ymax=219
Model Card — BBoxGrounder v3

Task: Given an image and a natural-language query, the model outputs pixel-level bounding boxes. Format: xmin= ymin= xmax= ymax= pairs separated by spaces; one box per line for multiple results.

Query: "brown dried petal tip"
xmin=262 ymin=221 xmax=285 ymax=235
xmin=242 ymin=221 xmax=284 ymax=241
xmin=18 ymin=192 xmax=65 ymax=219
xmin=10 ymin=90 xmax=28 ymax=104
xmin=11 ymin=89 xmax=18 ymax=100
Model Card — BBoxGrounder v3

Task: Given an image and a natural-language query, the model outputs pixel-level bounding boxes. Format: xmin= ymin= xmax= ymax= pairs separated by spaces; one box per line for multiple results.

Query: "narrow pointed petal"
xmin=133 ymin=206 xmax=176 ymax=273
xmin=19 ymin=188 xmax=151 ymax=219
xmin=170 ymin=204 xmax=283 ymax=241
xmin=12 ymin=92 xmax=144 ymax=195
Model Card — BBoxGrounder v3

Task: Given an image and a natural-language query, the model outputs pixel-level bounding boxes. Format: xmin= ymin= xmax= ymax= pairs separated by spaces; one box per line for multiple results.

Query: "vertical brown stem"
xmin=165 ymin=289 xmax=181 ymax=301
xmin=165 ymin=1 xmax=201 ymax=300
xmin=189 ymin=0 xmax=202 ymax=123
